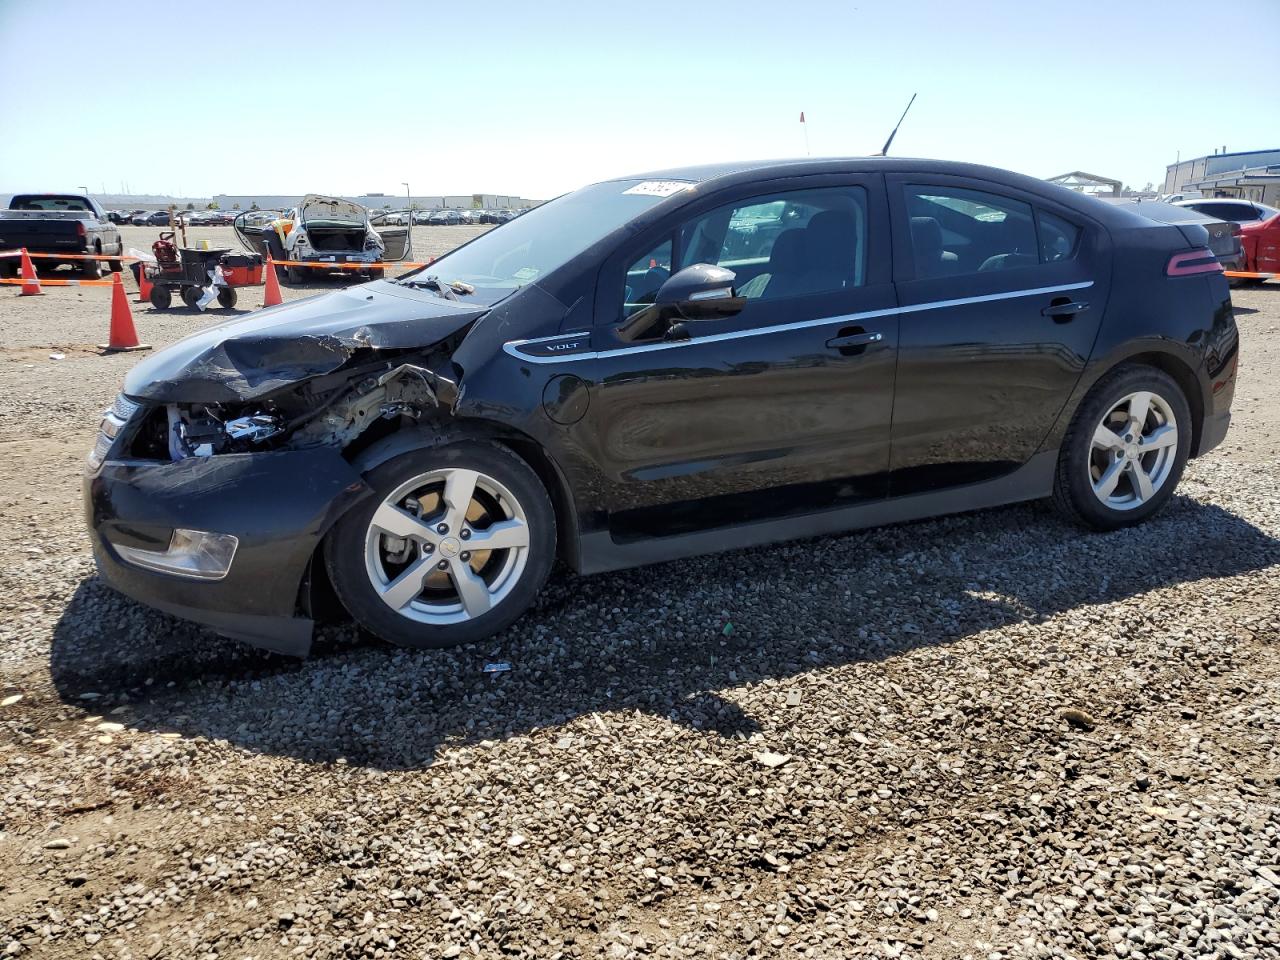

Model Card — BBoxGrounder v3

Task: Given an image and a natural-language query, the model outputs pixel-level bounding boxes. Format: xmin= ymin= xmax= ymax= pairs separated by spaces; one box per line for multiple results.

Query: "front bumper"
xmin=84 ymin=448 xmax=371 ymax=656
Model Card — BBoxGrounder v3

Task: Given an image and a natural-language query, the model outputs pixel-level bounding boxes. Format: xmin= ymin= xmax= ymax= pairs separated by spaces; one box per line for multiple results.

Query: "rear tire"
xmin=82 ymin=247 xmax=102 ymax=279
xmin=286 ymin=265 xmax=306 ymax=284
xmin=149 ymin=286 xmax=172 ymax=310
xmin=325 ymin=440 xmax=556 ymax=649
xmin=216 ymin=287 xmax=237 ymax=309
xmin=180 ymin=285 xmax=202 ymax=309
xmin=1052 ymin=364 xmax=1192 ymax=531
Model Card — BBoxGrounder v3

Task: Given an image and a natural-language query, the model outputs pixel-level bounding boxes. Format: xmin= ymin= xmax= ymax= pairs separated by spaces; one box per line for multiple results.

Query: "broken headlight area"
xmin=166 ymin=405 xmax=285 ymax=459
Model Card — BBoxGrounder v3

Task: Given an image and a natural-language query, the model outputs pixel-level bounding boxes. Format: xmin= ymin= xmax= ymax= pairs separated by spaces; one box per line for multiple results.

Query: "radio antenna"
xmin=876 ymin=93 xmax=917 ymax=157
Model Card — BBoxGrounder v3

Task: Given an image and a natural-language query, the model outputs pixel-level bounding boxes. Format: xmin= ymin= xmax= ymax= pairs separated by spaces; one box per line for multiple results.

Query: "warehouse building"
xmin=1164 ymin=148 xmax=1280 ymax=205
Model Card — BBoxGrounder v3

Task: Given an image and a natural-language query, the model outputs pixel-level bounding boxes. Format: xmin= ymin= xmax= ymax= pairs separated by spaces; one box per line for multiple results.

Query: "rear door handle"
xmin=1041 ymin=299 xmax=1089 ymax=320
xmin=826 ymin=330 xmax=883 ymax=352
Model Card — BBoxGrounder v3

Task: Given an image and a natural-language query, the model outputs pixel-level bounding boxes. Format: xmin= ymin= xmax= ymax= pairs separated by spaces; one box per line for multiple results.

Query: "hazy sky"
xmin=1 ymin=0 xmax=1275 ymax=200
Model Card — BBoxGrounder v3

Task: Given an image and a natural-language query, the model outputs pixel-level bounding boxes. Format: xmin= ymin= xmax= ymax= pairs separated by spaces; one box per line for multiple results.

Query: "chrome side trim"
xmin=503 ymin=281 xmax=1094 ymax=364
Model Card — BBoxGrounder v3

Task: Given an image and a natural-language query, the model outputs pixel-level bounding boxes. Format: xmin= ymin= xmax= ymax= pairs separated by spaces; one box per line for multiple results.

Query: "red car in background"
xmin=1176 ymin=199 xmax=1279 ymax=283
xmin=1240 ymin=213 xmax=1280 ymax=281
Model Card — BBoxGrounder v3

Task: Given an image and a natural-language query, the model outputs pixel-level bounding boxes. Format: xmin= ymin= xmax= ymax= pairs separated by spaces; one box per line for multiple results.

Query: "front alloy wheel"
xmin=326 ymin=441 xmax=555 ymax=648
xmin=365 ymin=468 xmax=531 ymax=624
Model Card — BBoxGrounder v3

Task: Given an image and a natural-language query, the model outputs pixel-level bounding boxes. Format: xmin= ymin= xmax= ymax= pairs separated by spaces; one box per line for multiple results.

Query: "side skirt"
xmin=577 ymin=451 xmax=1057 ymax=575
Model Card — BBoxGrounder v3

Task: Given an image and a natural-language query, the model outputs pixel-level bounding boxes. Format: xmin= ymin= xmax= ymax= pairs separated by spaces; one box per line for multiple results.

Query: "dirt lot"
xmin=0 ymin=235 xmax=1277 ymax=959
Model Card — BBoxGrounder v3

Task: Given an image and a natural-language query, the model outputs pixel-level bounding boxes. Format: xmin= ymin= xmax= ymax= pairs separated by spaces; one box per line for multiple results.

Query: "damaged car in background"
xmin=86 ymin=158 xmax=1237 ymax=657
xmin=233 ymin=194 xmax=409 ymax=284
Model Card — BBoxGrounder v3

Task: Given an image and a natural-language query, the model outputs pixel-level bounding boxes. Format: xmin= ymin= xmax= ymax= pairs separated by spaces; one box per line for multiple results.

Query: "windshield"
xmin=398 ymin=179 xmax=687 ymax=300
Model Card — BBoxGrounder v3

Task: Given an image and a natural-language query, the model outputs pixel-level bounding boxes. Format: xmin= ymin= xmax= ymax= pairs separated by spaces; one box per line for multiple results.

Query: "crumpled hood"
xmin=123 ymin=281 xmax=487 ymax=403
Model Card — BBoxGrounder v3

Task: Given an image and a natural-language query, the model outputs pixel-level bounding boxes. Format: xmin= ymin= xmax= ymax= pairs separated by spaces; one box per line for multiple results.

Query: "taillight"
xmin=76 ymin=221 xmax=86 ymax=237
xmin=1166 ymin=248 xmax=1222 ymax=277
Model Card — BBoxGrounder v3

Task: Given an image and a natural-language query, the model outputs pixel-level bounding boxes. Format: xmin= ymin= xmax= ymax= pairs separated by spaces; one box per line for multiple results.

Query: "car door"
xmin=582 ymin=176 xmax=898 ymax=536
xmin=885 ymin=175 xmax=1109 ymax=495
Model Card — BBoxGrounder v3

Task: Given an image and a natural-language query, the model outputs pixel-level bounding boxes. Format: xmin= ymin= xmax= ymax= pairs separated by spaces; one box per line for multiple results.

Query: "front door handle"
xmin=1042 ymin=298 xmax=1089 ymax=321
xmin=826 ymin=329 xmax=883 ymax=354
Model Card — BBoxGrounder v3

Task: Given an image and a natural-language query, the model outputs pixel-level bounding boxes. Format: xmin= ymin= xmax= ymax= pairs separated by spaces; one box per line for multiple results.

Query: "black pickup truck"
xmin=0 ymin=194 xmax=124 ymax=278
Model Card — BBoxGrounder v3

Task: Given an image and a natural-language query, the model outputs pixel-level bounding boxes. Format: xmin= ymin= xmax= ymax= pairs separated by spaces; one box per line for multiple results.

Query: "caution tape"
xmin=0 ymin=249 xmax=139 ymax=262
xmin=269 ymin=258 xmax=431 ymax=270
xmin=1224 ymin=270 xmax=1275 ymax=279
xmin=0 ymin=276 xmax=116 ymax=286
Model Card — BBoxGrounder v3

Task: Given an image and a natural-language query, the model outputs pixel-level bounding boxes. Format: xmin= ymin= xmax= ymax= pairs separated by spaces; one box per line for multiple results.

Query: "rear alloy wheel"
xmin=1053 ymin=365 xmax=1191 ymax=530
xmin=326 ymin=441 xmax=555 ymax=648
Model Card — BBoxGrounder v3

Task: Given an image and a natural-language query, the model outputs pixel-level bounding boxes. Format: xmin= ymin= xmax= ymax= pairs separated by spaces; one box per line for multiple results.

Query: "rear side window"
xmin=1037 ymin=210 xmax=1080 ymax=263
xmin=903 ymin=185 xmax=1038 ymax=278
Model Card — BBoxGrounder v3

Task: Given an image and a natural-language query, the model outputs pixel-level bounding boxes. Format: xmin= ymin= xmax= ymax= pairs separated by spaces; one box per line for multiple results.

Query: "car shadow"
xmin=49 ymin=494 xmax=1280 ymax=770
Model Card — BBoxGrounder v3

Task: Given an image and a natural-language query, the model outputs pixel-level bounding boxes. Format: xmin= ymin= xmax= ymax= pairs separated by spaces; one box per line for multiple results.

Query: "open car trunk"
xmin=306 ymin=226 xmax=369 ymax=253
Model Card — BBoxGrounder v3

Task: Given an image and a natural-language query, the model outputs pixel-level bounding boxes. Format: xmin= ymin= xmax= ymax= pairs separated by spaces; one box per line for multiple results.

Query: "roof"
xmin=603 ymin=156 xmax=1149 ymax=229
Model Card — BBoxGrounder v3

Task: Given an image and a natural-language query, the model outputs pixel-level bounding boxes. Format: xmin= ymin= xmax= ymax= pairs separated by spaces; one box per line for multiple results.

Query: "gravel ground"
xmin=0 ymin=250 xmax=1278 ymax=959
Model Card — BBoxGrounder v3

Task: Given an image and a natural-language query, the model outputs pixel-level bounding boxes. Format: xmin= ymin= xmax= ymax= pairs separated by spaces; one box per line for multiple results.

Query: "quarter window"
xmin=621 ymin=240 xmax=672 ymax=319
xmin=1037 ymin=210 xmax=1080 ymax=263
xmin=904 ymin=185 xmax=1038 ymax=278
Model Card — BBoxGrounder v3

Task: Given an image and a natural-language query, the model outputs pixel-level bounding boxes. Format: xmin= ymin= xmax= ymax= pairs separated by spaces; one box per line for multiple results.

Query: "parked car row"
xmin=104 ymin=209 xmax=240 ymax=226
xmin=368 ymin=208 xmax=528 ymax=227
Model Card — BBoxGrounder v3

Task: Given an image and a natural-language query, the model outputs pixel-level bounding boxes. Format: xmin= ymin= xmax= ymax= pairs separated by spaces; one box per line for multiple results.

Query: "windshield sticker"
xmin=513 ymin=266 xmax=540 ymax=281
xmin=623 ymin=180 xmax=692 ymax=198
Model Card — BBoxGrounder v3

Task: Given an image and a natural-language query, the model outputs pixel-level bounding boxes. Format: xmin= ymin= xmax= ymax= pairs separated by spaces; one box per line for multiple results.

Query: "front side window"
xmin=904 ymin=185 xmax=1037 ymax=278
xmin=676 ymin=186 xmax=868 ymax=301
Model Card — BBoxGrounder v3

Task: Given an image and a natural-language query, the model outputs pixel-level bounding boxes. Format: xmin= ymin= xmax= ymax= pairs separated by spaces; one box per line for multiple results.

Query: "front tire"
xmin=325 ymin=440 xmax=556 ymax=649
xmin=1053 ymin=364 xmax=1192 ymax=530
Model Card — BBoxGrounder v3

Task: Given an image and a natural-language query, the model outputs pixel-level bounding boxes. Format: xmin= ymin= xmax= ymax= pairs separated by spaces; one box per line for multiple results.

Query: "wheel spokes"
xmin=467 ymin=518 xmax=529 ymax=551
xmin=371 ymin=502 xmax=439 ymax=543
xmin=1129 ymin=461 xmax=1155 ymax=502
xmin=449 ymin=561 xmax=492 ymax=616
xmin=1142 ymin=423 xmax=1177 ymax=451
xmin=1094 ymin=459 xmax=1126 ymax=499
xmin=1127 ymin=391 xmax=1153 ymax=430
xmin=379 ymin=556 xmax=435 ymax=610
xmin=441 ymin=469 xmax=479 ymax=530
xmin=1092 ymin=423 xmax=1125 ymax=452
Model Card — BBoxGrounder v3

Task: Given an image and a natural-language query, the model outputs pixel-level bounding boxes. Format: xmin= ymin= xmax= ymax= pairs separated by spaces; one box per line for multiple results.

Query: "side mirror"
xmin=655 ymin=263 xmax=746 ymax=321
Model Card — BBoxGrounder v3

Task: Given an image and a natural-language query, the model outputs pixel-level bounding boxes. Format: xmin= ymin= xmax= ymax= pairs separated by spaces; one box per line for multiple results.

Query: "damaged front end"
xmin=85 ymin=281 xmax=487 ymax=655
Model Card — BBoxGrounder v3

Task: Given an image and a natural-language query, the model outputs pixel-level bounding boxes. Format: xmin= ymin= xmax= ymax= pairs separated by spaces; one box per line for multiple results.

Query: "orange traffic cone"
xmin=263 ymin=254 xmax=283 ymax=307
xmin=18 ymin=248 xmax=42 ymax=296
xmin=99 ymin=273 xmax=151 ymax=352
xmin=136 ymin=263 xmax=153 ymax=304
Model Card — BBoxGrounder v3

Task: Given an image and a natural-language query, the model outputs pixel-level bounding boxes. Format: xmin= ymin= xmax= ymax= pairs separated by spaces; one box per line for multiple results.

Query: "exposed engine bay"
xmin=136 ymin=352 xmax=463 ymax=463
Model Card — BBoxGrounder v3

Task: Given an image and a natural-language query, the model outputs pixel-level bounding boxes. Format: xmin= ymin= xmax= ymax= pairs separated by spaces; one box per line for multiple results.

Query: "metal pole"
xmin=402 ymin=181 xmax=412 ymax=262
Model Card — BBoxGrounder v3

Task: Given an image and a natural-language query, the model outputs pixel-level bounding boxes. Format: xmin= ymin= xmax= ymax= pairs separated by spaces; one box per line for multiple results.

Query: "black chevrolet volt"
xmin=84 ymin=158 xmax=1238 ymax=656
